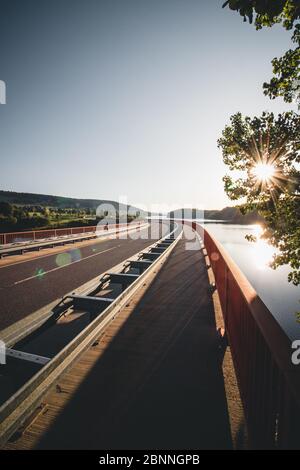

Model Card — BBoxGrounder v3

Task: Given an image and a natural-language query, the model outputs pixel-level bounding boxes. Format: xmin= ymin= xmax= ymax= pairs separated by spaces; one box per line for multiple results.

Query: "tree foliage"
xmin=223 ymin=1 xmax=300 ymax=106
xmin=264 ymin=24 xmax=300 ymax=105
xmin=222 ymin=0 xmax=300 ymax=28
xmin=218 ymin=111 xmax=300 ymax=284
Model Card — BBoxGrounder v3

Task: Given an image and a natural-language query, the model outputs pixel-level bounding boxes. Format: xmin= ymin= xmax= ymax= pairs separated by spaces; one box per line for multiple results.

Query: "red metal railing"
xmin=192 ymin=222 xmax=300 ymax=449
xmin=0 ymin=222 xmax=141 ymax=246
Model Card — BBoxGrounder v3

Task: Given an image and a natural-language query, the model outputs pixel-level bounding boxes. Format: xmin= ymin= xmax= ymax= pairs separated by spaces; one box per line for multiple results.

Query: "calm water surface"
xmin=204 ymin=223 xmax=300 ymax=341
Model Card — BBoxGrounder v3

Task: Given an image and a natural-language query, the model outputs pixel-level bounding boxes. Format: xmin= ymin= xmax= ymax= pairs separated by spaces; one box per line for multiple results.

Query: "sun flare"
xmin=252 ymin=163 xmax=275 ymax=182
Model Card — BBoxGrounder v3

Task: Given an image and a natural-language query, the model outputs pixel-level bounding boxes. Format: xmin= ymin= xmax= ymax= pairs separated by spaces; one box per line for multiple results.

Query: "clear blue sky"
xmin=0 ymin=0 xmax=296 ymax=210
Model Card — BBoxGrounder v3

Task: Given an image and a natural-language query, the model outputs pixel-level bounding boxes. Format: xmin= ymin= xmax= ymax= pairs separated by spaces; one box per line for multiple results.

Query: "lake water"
xmin=203 ymin=223 xmax=300 ymax=341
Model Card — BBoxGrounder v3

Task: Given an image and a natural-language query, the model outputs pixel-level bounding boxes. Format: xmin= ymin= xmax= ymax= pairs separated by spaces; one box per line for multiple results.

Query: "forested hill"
xmin=168 ymin=207 xmax=264 ymax=224
xmin=0 ymin=190 xmax=143 ymax=214
xmin=0 ymin=191 xmax=264 ymax=224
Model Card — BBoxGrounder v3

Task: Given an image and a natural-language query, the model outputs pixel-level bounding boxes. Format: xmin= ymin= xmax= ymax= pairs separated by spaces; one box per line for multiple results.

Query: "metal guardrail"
xmin=190 ymin=221 xmax=300 ymax=449
xmin=0 ymin=222 xmax=146 ymax=258
xmin=0 ymin=222 xmax=143 ymax=246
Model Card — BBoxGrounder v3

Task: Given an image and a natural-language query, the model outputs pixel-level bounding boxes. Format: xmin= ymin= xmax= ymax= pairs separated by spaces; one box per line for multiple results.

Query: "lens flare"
xmin=70 ymin=248 xmax=81 ymax=262
xmin=56 ymin=252 xmax=72 ymax=267
xmin=34 ymin=267 xmax=46 ymax=280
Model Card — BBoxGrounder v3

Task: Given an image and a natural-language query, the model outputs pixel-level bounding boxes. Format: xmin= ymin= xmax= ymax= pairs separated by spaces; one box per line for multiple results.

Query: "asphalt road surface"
xmin=0 ymin=225 xmax=163 ymax=331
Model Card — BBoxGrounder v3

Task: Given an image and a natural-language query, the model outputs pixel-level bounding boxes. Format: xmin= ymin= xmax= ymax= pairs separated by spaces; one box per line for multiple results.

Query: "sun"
xmin=252 ymin=163 xmax=275 ymax=182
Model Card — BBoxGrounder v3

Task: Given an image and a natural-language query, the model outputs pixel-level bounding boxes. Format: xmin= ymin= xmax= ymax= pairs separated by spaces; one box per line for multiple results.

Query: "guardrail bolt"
xmin=217 ymin=327 xmax=228 ymax=351
xmin=209 ymin=282 xmax=216 ymax=293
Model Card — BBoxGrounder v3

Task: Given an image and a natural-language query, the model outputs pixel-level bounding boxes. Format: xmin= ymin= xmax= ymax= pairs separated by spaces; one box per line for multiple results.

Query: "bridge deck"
xmin=6 ymin=233 xmax=238 ymax=449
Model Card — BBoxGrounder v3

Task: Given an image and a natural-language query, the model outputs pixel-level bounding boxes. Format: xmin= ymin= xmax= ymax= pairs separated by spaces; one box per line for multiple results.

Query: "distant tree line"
xmin=0 ymin=202 xmax=51 ymax=230
xmin=0 ymin=202 xmax=139 ymax=232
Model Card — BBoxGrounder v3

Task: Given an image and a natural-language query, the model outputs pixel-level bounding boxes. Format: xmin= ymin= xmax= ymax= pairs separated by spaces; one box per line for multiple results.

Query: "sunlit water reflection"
xmin=204 ymin=223 xmax=300 ymax=341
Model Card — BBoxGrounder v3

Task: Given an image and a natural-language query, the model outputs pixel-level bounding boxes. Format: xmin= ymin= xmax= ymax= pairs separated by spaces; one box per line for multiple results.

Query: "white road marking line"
xmin=0 ymin=238 xmax=110 ymax=269
xmin=13 ymin=246 xmax=119 ymax=286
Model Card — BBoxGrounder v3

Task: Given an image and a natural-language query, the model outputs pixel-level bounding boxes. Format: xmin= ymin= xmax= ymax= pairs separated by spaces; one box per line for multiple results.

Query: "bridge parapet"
xmin=190 ymin=221 xmax=300 ymax=449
